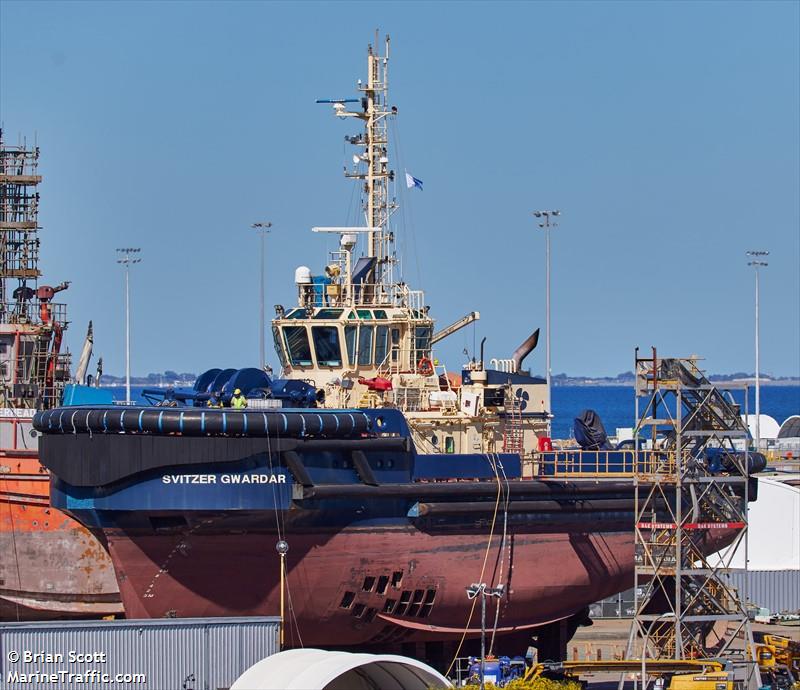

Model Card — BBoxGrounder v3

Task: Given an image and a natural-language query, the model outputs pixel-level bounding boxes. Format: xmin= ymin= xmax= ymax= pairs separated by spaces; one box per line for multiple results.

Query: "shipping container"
xmin=0 ymin=616 xmax=279 ymax=690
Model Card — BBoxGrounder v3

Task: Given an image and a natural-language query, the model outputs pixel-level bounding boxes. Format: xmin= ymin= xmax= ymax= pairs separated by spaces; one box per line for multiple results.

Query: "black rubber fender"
xmin=33 ymin=406 xmax=371 ymax=438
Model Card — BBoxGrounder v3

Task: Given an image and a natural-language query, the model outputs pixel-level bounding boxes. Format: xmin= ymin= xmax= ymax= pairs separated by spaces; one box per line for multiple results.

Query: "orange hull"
xmin=0 ymin=450 xmax=122 ymax=621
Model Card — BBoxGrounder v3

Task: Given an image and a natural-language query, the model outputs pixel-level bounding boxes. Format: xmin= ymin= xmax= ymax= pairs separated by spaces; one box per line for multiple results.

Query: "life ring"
xmin=417 ymin=357 xmax=434 ymax=376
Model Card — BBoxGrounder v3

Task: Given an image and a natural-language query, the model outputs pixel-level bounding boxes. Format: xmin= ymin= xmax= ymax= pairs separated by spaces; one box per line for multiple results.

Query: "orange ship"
xmin=0 ymin=130 xmax=121 ymax=620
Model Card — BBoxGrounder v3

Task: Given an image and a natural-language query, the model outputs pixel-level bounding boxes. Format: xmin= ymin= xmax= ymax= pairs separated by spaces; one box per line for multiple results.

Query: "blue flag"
xmin=405 ymin=172 xmax=423 ymax=191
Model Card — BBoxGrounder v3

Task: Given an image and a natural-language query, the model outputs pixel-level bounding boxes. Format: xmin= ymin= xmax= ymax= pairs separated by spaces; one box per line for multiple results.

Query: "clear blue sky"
xmin=2 ymin=1 xmax=798 ymax=379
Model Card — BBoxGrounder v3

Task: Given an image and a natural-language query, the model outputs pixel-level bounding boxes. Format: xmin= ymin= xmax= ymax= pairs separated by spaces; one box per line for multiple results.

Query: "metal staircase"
xmin=623 ymin=349 xmax=760 ymax=690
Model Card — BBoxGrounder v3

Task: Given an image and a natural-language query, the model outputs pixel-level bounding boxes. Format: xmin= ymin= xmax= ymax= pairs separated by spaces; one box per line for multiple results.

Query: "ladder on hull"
xmin=503 ymin=384 xmax=524 ymax=454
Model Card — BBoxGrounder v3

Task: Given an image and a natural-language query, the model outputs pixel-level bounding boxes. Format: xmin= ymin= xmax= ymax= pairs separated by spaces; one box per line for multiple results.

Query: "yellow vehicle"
xmin=756 ymin=635 xmax=800 ymax=674
xmin=753 ymin=634 xmax=800 ymax=690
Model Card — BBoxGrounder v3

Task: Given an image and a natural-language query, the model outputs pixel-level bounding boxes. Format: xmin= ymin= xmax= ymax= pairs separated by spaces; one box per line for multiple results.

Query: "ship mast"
xmin=364 ymin=35 xmax=392 ymax=291
xmin=320 ymin=34 xmax=397 ymax=305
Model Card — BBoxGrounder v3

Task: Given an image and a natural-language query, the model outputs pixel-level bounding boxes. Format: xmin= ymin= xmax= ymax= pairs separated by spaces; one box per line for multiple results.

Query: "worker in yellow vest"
xmin=231 ymin=388 xmax=247 ymax=409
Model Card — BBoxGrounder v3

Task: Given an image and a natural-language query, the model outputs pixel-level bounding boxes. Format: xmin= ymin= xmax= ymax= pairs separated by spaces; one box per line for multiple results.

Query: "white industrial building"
xmin=712 ymin=473 xmax=800 ymax=614
xmin=742 ymin=414 xmax=782 ymax=446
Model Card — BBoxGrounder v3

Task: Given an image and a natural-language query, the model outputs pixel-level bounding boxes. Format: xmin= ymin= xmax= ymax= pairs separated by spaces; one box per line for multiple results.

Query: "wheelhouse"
xmin=272 ymin=307 xmax=433 ymax=375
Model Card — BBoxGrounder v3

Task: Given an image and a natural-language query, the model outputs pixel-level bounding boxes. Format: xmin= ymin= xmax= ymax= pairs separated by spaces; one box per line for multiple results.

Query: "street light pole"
xmin=276 ymin=539 xmax=289 ymax=647
xmin=466 ymin=582 xmax=505 ymax=690
xmin=746 ymin=251 xmax=768 ymax=449
xmin=116 ymin=248 xmax=141 ymax=405
xmin=251 ymin=222 xmax=272 ymax=370
xmin=532 ymin=210 xmax=560 ymax=437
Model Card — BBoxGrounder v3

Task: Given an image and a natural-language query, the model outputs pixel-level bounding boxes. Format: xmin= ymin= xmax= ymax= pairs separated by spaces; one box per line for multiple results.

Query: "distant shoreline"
xmin=96 ymin=379 xmax=800 ymax=388
xmin=553 ymin=379 xmax=799 ymax=387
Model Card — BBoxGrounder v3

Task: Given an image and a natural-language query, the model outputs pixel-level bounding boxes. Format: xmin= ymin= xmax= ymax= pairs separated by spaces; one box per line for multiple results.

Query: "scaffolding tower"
xmin=625 ymin=348 xmax=760 ymax=690
xmin=0 ymin=129 xmax=70 ymax=408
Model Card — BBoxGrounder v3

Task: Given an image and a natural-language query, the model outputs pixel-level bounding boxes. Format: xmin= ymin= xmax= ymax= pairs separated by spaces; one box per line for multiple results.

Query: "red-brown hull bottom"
xmin=106 ymin=524 xmax=636 ymax=647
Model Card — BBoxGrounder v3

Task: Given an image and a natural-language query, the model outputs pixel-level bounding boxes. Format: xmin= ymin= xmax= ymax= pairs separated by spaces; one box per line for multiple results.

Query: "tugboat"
xmin=269 ymin=37 xmax=549 ymax=460
xmin=33 ymin=37 xmax=752 ymax=663
xmin=0 ymin=130 xmax=121 ymax=620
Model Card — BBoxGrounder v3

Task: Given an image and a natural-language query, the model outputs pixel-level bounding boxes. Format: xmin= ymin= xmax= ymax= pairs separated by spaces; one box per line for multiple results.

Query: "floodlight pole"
xmin=747 ymin=251 xmax=768 ymax=449
xmin=276 ymin=540 xmax=289 ymax=647
xmin=533 ymin=210 xmax=560 ymax=437
xmin=466 ymin=583 xmax=505 ymax=690
xmin=252 ymin=223 xmax=273 ymax=370
xmin=116 ymin=248 xmax=141 ymax=405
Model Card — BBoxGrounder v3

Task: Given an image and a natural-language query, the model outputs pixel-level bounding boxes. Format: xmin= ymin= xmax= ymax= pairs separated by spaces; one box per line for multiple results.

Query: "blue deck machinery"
xmin=139 ymin=367 xmax=322 ymax=408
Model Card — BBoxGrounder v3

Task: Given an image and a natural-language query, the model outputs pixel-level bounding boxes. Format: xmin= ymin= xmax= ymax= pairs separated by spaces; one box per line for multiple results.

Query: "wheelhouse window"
xmin=283 ymin=326 xmax=313 ymax=366
xmin=375 ymin=325 xmax=389 ymax=367
xmin=272 ymin=325 xmax=288 ymax=369
xmin=314 ymin=309 xmax=344 ymax=320
xmin=358 ymin=325 xmax=374 ymax=366
xmin=312 ymin=326 xmax=342 ymax=367
xmin=357 ymin=309 xmax=373 ymax=320
xmin=414 ymin=325 xmax=433 ymax=359
xmin=345 ymin=325 xmax=357 ymax=366
xmin=391 ymin=328 xmax=400 ymax=364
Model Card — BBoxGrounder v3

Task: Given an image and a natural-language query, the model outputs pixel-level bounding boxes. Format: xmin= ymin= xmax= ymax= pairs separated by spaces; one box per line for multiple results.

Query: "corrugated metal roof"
xmin=0 ymin=617 xmax=279 ymax=690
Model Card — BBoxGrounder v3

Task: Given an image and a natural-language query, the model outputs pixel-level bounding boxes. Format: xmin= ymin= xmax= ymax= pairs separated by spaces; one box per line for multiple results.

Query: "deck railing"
xmin=0 ymin=300 xmax=67 ymax=327
xmin=531 ymin=449 xmax=678 ymax=478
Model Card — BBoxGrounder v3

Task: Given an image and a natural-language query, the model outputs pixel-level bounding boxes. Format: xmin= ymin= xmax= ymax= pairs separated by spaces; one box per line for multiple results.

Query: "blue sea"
xmin=107 ymin=384 xmax=799 ymax=441
xmin=548 ymin=384 xmax=800 ymax=439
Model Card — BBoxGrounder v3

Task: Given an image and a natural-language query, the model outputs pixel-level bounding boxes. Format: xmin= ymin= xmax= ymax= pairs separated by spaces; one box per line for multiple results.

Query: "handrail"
xmin=375 ymin=347 xmax=397 ymax=377
xmin=0 ymin=300 xmax=68 ymax=327
xmin=534 ymin=449 xmax=678 ymax=477
xmin=299 ymin=280 xmax=430 ymax=310
xmin=490 ymin=358 xmax=516 ymax=373
xmin=376 ymin=344 xmax=438 ymax=378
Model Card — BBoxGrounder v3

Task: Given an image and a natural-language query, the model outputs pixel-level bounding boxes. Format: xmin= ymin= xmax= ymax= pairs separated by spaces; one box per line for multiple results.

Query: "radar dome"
xmin=295 ymin=266 xmax=312 ymax=284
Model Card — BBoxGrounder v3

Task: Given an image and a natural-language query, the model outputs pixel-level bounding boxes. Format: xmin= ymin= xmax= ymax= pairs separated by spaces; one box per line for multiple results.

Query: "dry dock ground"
xmin=566 ymin=618 xmax=800 ymax=689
